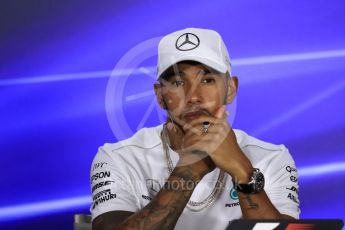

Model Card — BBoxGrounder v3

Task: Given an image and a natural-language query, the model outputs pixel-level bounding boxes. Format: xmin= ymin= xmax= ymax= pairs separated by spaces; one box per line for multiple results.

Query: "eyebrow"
xmin=159 ymin=66 xmax=220 ymax=82
xmin=160 ymin=69 xmax=183 ymax=81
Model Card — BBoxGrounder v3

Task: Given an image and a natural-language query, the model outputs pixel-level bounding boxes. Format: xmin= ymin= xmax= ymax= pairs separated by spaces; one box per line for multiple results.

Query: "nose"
xmin=185 ymin=82 xmax=201 ymax=104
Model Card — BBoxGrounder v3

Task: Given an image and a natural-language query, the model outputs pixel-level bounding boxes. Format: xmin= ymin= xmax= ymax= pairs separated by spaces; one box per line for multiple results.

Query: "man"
xmin=90 ymin=28 xmax=300 ymax=230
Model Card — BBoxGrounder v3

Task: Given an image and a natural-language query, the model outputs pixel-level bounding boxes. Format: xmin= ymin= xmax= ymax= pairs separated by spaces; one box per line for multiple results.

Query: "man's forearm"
xmin=238 ymin=191 xmax=287 ymax=219
xmin=230 ymin=155 xmax=290 ymax=219
xmin=117 ymin=166 xmax=200 ymax=230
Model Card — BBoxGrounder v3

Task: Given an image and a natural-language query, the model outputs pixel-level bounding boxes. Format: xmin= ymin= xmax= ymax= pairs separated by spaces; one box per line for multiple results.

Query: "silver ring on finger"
xmin=202 ymin=121 xmax=211 ymax=134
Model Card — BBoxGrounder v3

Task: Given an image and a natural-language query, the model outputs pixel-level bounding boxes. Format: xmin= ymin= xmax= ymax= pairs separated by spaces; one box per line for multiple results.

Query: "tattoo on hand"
xmin=244 ymin=195 xmax=259 ymax=210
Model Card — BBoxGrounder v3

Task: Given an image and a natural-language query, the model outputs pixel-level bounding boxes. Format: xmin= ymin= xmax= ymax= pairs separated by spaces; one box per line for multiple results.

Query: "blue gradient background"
xmin=1 ymin=0 xmax=344 ymax=229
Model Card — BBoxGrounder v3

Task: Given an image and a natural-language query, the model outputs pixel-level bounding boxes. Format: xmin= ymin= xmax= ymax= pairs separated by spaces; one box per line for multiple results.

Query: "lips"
xmin=183 ymin=110 xmax=209 ymax=122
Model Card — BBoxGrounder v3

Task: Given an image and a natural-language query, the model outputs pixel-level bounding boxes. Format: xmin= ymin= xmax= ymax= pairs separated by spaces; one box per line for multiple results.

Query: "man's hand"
xmin=181 ymin=105 xmax=253 ymax=182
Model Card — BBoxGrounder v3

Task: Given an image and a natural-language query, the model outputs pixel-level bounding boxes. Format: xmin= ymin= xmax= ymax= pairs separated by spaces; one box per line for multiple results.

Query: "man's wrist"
xmin=223 ymin=147 xmax=254 ymax=183
xmin=233 ymin=168 xmax=265 ymax=194
xmin=229 ymin=161 xmax=253 ymax=184
xmin=232 ymin=168 xmax=253 ymax=184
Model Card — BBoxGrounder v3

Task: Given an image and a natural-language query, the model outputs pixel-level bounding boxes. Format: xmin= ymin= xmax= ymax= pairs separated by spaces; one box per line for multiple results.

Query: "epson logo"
xmin=91 ymin=171 xmax=111 ymax=182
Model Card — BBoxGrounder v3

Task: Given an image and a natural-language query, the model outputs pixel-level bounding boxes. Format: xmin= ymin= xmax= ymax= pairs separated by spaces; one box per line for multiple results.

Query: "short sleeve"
xmin=90 ymin=146 xmax=139 ymax=221
xmin=264 ymin=146 xmax=301 ymax=219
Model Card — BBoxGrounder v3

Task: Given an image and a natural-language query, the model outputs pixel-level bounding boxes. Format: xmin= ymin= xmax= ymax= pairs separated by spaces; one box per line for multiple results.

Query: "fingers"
xmin=214 ymin=105 xmax=227 ymax=119
xmin=182 ymin=133 xmax=215 ymax=152
xmin=183 ymin=115 xmax=221 ymax=131
xmin=183 ymin=121 xmax=227 ymax=136
xmin=183 ymin=114 xmax=229 ymax=136
xmin=182 ymin=131 xmax=225 ymax=157
xmin=183 ymin=123 xmax=203 ymax=135
xmin=183 ymin=115 xmax=218 ymax=129
xmin=183 ymin=123 xmax=230 ymax=143
xmin=184 ymin=107 xmax=228 ymax=128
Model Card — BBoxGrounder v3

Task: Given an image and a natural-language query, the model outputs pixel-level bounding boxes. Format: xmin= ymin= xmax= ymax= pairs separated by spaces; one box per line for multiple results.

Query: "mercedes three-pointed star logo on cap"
xmin=175 ymin=33 xmax=200 ymax=51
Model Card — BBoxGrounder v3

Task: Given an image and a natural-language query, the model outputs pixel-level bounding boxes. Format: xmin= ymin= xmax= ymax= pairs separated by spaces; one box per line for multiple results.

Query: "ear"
xmin=226 ymin=76 xmax=238 ymax=104
xmin=154 ymin=83 xmax=166 ymax=109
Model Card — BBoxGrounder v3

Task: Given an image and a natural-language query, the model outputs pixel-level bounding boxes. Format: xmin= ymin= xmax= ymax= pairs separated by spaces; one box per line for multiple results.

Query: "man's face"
xmin=154 ymin=62 xmax=237 ymax=126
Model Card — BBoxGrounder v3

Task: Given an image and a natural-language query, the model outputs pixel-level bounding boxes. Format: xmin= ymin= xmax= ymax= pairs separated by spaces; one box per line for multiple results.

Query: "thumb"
xmin=214 ymin=105 xmax=226 ymax=119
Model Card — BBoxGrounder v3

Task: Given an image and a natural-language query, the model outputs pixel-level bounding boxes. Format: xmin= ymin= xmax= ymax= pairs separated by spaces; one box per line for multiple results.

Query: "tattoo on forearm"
xmin=244 ymin=195 xmax=259 ymax=210
xmin=116 ymin=167 xmax=199 ymax=230
xmin=164 ymin=167 xmax=200 ymax=195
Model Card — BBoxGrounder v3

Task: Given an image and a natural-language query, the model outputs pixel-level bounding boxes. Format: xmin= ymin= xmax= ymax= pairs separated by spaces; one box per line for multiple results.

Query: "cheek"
xmin=163 ymin=90 xmax=185 ymax=115
xmin=202 ymin=89 xmax=224 ymax=108
xmin=213 ymin=82 xmax=228 ymax=104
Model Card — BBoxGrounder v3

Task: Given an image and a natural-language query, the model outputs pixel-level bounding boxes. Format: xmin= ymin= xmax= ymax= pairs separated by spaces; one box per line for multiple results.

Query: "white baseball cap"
xmin=157 ymin=28 xmax=231 ymax=80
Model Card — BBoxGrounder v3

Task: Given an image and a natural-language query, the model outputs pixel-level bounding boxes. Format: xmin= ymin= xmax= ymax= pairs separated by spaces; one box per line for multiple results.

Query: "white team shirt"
xmin=90 ymin=125 xmax=300 ymax=229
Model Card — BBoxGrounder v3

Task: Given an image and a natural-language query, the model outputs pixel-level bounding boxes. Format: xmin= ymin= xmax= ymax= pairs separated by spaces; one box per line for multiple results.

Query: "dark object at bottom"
xmin=227 ymin=219 xmax=344 ymax=230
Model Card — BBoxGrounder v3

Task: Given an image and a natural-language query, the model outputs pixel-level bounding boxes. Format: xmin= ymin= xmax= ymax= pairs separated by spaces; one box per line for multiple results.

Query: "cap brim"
xmin=157 ymin=55 xmax=228 ymax=80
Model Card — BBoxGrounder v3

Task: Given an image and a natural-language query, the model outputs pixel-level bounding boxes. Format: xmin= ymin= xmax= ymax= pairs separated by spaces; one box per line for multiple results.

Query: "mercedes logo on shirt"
xmin=146 ymin=179 xmax=161 ymax=195
xmin=175 ymin=33 xmax=200 ymax=51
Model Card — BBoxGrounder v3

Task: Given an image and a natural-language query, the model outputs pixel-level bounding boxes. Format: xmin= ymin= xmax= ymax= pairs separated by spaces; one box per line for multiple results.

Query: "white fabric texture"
xmin=90 ymin=124 xmax=300 ymax=229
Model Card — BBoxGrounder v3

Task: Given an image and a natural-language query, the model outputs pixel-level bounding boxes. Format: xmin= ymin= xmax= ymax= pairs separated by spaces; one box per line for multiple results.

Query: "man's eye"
xmin=201 ymin=78 xmax=215 ymax=84
xmin=173 ymin=81 xmax=185 ymax=86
